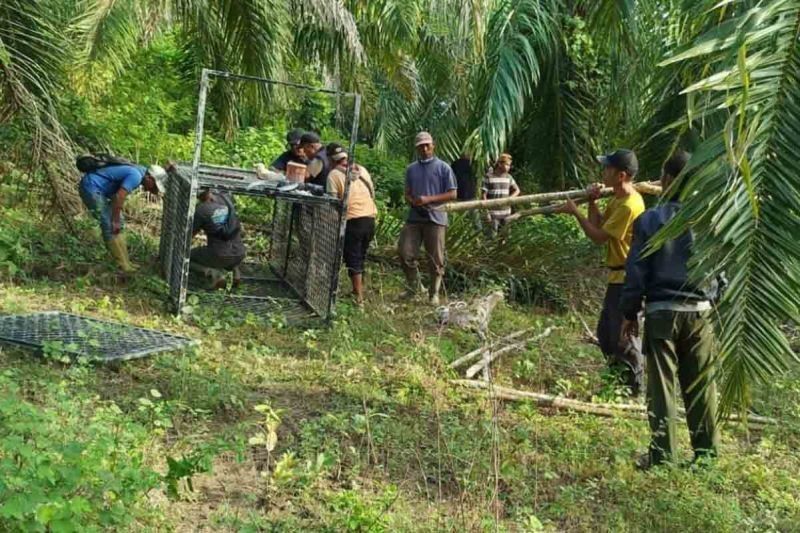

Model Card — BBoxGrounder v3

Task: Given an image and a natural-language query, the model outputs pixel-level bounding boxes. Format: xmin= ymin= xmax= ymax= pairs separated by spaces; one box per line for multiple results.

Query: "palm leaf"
xmin=651 ymin=0 xmax=800 ymax=416
xmin=465 ymin=0 xmax=558 ymax=164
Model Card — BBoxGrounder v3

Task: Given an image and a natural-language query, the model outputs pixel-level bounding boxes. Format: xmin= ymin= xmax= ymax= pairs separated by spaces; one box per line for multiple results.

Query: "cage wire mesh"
xmin=158 ymin=70 xmax=361 ymax=323
xmin=0 ymin=312 xmax=195 ymax=361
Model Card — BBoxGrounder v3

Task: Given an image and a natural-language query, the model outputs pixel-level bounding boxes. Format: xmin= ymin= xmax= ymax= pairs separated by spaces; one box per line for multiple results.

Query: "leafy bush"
xmin=0 ymin=370 xmax=161 ymax=531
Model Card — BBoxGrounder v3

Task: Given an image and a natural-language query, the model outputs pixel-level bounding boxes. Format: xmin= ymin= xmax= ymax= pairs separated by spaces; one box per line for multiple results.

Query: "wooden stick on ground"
xmin=439 ymin=181 xmax=662 ymax=213
xmin=464 ymin=327 xmax=556 ymax=379
xmin=452 ymin=379 xmax=777 ymax=427
xmin=570 ymin=305 xmax=599 ymax=346
xmin=449 ymin=328 xmax=534 ymax=369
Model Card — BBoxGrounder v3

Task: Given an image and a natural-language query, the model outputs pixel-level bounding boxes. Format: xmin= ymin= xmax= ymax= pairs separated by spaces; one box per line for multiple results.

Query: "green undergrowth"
xmin=1 ymin=206 xmax=800 ymax=531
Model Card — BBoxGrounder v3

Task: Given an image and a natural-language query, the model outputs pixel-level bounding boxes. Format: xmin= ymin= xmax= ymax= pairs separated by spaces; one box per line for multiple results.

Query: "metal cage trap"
xmin=158 ymin=70 xmax=362 ymax=323
xmin=0 ymin=312 xmax=195 ymax=361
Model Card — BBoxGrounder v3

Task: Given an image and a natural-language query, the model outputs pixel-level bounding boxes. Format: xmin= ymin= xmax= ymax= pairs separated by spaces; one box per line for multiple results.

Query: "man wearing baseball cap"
xmin=78 ymin=161 xmax=166 ymax=273
xmin=299 ymin=132 xmax=331 ymax=188
xmin=398 ymin=131 xmax=457 ymax=304
xmin=554 ymin=148 xmax=646 ymax=395
xmin=268 ymin=128 xmax=307 ymax=173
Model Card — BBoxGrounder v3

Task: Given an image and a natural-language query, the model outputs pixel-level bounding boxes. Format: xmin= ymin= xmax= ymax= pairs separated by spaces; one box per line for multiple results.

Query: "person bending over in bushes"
xmin=189 ymin=187 xmax=247 ymax=290
xmin=326 ymin=142 xmax=377 ymax=307
xmin=78 ymin=160 xmax=166 ymax=273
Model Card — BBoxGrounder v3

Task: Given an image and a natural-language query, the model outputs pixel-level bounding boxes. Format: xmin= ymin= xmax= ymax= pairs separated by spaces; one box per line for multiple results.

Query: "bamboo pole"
xmin=439 ymin=181 xmax=662 ymax=213
xmin=452 ymin=379 xmax=777 ymax=426
xmin=449 ymin=328 xmax=535 ymax=369
xmin=465 ymin=327 xmax=556 ymax=379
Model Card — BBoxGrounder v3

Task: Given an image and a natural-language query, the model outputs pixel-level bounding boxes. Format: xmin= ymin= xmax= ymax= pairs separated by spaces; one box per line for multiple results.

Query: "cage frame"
xmin=167 ymin=69 xmax=362 ymax=321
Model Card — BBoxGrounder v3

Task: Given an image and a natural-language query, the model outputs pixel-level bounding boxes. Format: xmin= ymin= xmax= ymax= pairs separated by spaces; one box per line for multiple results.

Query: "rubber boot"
xmin=232 ymin=266 xmax=242 ymax=290
xmin=429 ymin=276 xmax=443 ymax=306
xmin=107 ymin=234 xmax=138 ymax=273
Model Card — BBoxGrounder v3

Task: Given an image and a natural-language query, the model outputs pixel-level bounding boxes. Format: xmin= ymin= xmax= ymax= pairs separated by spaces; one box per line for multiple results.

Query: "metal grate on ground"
xmin=0 ymin=312 xmax=196 ymax=361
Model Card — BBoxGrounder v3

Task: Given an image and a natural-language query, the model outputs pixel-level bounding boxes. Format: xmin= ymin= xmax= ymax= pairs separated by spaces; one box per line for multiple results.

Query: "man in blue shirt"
xmin=397 ymin=131 xmax=457 ymax=304
xmin=78 ymin=163 xmax=166 ymax=273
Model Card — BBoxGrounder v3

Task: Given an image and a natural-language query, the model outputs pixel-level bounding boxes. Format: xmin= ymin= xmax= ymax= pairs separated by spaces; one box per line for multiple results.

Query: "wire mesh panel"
xmin=160 ymin=165 xmax=345 ymax=321
xmin=306 ymin=202 xmax=344 ymax=316
xmin=160 ymin=69 xmax=361 ymax=323
xmin=0 ymin=312 xmax=195 ymax=361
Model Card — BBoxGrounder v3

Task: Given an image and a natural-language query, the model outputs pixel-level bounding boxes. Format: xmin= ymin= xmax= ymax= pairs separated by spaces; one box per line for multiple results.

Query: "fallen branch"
xmin=439 ymin=181 xmax=662 ymax=213
xmin=464 ymin=327 xmax=556 ymax=379
xmin=571 ymin=306 xmax=599 ymax=346
xmin=449 ymin=328 xmax=534 ymax=369
xmin=452 ymin=380 xmax=777 ymax=427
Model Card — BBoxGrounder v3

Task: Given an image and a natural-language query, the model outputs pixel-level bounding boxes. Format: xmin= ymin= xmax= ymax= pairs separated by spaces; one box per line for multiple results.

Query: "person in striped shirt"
xmin=481 ymin=153 xmax=520 ymax=233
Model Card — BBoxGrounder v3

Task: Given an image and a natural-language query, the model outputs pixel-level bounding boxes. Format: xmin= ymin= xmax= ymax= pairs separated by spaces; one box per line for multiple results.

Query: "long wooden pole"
xmin=452 ymin=379 xmax=777 ymax=426
xmin=438 ymin=181 xmax=662 ymax=213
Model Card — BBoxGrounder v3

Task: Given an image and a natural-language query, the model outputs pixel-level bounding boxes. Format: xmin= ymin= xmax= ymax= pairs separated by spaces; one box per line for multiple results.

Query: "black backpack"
xmin=209 ymin=193 xmax=242 ymax=241
xmin=75 ymin=153 xmax=134 ymax=173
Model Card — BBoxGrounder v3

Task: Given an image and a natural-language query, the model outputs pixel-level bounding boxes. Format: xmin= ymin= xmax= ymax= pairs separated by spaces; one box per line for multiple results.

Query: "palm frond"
xmin=652 ymin=0 xmax=800 ymax=416
xmin=465 ymin=0 xmax=558 ymax=164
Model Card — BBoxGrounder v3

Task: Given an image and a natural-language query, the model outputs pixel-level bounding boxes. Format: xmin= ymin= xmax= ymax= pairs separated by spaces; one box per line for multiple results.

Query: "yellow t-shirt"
xmin=602 ymin=190 xmax=645 ymax=284
xmin=327 ymin=165 xmax=378 ymax=220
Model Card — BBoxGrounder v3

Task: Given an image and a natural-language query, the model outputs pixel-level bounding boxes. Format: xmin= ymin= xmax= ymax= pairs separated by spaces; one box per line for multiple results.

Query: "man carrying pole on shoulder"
xmin=554 ymin=149 xmax=646 ymax=395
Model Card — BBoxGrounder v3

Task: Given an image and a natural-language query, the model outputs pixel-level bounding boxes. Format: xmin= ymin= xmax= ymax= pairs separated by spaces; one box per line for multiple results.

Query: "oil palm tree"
xmin=649 ymin=0 xmax=800 ymax=415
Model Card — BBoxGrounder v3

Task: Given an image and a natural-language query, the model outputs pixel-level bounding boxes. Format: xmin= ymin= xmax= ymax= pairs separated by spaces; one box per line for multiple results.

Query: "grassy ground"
xmin=2 ymin=205 xmax=800 ymax=532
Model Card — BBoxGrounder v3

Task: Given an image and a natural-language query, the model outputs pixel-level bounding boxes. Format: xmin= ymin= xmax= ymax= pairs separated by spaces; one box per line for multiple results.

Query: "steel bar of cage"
xmin=162 ymin=68 xmax=360 ymax=322
xmin=202 ymin=69 xmax=359 ymax=97
xmin=329 ymin=93 xmax=362 ymax=317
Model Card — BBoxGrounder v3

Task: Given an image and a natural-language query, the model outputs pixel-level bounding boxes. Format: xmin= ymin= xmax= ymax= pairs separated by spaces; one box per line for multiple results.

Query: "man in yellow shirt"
xmin=555 ymin=149 xmax=646 ymax=395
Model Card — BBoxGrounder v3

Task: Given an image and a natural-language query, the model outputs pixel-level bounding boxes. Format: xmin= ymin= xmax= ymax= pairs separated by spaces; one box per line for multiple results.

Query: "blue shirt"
xmin=405 ymin=157 xmax=457 ymax=226
xmin=81 ymin=165 xmax=146 ymax=198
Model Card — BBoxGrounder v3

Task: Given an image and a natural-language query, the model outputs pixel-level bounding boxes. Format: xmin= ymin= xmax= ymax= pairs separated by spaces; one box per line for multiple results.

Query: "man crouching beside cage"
xmin=190 ymin=187 xmax=247 ymax=290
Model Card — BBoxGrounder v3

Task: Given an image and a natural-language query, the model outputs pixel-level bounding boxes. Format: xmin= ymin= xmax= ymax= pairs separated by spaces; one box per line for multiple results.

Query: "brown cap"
xmin=414 ymin=131 xmax=434 ymax=147
xmin=497 ymin=153 xmax=512 ymax=164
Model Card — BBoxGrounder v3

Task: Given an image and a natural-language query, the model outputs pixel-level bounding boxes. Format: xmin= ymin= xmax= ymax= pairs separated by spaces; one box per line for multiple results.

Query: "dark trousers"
xmin=190 ymin=247 xmax=245 ymax=272
xmin=645 ymin=310 xmax=719 ymax=465
xmin=597 ymin=283 xmax=644 ymax=393
xmin=343 ymin=217 xmax=375 ymax=275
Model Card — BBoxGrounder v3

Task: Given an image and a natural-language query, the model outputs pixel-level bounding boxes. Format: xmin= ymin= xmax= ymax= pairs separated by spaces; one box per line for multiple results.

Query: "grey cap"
xmin=147 ymin=164 xmax=167 ymax=193
xmin=415 ymin=131 xmax=434 ymax=147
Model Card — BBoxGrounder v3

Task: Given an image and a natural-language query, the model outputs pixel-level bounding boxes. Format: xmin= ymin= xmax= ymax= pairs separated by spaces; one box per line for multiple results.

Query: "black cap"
xmin=663 ymin=149 xmax=691 ymax=178
xmin=286 ymin=128 xmax=305 ymax=145
xmin=597 ymin=149 xmax=638 ymax=176
xmin=300 ymin=132 xmax=321 ymax=145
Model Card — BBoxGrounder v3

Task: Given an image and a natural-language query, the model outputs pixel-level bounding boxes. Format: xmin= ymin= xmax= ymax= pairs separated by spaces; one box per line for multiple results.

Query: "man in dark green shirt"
xmin=190 ymin=188 xmax=247 ymax=289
